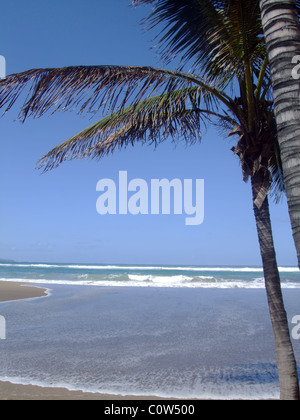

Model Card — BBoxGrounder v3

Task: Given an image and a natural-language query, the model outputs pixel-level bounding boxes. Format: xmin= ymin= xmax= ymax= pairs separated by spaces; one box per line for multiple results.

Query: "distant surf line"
xmin=0 ymin=263 xmax=299 ymax=273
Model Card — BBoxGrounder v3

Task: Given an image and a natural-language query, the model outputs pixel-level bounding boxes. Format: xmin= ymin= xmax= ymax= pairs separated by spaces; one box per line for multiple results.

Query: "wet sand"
xmin=0 ymin=281 xmax=48 ymax=302
xmin=0 ymin=380 xmax=169 ymax=400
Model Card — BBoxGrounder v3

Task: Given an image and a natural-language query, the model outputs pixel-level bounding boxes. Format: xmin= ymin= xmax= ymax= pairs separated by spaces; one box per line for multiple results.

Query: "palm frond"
xmin=207 ymin=1 xmax=265 ymax=77
xmin=296 ymin=0 xmax=300 ymax=19
xmin=136 ymin=0 xmax=222 ymax=66
xmin=133 ymin=0 xmax=266 ymax=87
xmin=269 ymin=136 xmax=286 ymax=203
xmin=37 ymin=87 xmax=232 ymax=172
xmin=0 ymin=65 xmax=232 ymax=121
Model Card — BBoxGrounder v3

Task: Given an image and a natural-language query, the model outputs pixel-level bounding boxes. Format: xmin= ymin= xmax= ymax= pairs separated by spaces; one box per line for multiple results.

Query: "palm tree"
xmin=260 ymin=0 xmax=300 ymax=269
xmin=0 ymin=0 xmax=299 ymax=399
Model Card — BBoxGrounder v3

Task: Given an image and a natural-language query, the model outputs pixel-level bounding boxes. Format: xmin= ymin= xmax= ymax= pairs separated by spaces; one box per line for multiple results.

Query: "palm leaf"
xmin=37 ymin=87 xmax=234 ymax=171
xmin=269 ymin=128 xmax=286 ymax=203
xmin=134 ymin=0 xmax=222 ymax=67
xmin=133 ymin=0 xmax=266 ymax=86
xmin=0 ymin=65 xmax=233 ymax=121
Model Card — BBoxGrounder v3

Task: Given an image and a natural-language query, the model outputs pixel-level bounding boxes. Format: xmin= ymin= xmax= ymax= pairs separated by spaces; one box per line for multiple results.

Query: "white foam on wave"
xmin=0 ymin=368 xmax=280 ymax=400
xmin=1 ymin=276 xmax=299 ymax=289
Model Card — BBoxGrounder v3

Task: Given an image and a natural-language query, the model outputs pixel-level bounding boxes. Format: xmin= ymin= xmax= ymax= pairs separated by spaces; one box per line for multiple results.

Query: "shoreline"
xmin=0 ymin=380 xmax=275 ymax=400
xmin=0 ymin=281 xmax=48 ymax=303
xmin=0 ymin=380 xmax=173 ymax=400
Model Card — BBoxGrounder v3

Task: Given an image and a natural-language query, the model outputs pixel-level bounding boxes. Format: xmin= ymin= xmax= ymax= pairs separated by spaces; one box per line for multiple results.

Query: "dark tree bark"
xmin=251 ymin=171 xmax=299 ymax=400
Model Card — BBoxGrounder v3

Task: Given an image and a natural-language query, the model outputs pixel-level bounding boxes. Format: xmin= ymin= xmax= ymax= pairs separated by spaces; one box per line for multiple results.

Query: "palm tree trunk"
xmin=260 ymin=0 xmax=300 ymax=268
xmin=251 ymin=172 xmax=299 ymax=400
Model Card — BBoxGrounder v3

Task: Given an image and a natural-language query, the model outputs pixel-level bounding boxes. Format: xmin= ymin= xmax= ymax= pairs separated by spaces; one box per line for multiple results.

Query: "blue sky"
xmin=0 ymin=0 xmax=297 ymax=266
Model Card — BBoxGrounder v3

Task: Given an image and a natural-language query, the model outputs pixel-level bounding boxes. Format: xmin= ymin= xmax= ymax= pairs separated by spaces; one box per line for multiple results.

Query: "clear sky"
xmin=0 ymin=0 xmax=297 ymax=266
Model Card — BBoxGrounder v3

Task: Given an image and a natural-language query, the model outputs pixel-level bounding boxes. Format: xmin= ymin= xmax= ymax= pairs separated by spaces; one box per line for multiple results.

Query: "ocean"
xmin=0 ymin=262 xmax=300 ymax=289
xmin=0 ymin=263 xmax=299 ymax=399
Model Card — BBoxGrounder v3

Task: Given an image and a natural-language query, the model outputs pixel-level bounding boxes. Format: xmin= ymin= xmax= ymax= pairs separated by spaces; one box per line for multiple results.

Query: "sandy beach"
xmin=0 ymin=380 xmax=169 ymax=400
xmin=0 ymin=281 xmax=48 ymax=302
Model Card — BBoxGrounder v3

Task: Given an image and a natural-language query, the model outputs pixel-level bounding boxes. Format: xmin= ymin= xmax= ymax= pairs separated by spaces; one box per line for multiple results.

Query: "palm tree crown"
xmin=0 ymin=0 xmax=282 ymax=205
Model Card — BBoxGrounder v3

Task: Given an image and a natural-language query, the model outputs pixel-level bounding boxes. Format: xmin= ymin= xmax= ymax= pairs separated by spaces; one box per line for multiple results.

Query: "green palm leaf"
xmin=37 ymin=87 xmax=234 ymax=171
xmin=0 ymin=65 xmax=232 ymax=121
xmin=133 ymin=0 xmax=266 ymax=85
